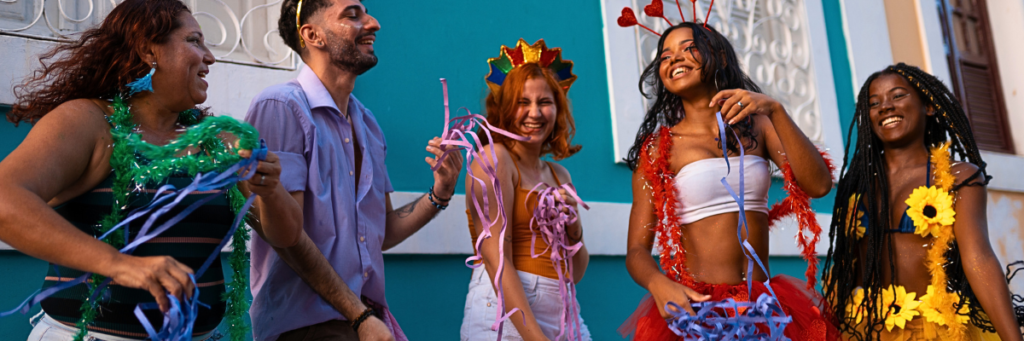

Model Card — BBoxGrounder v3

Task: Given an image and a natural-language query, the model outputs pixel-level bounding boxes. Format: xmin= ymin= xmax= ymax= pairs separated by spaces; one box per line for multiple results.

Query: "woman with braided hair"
xmin=620 ymin=22 xmax=838 ymax=340
xmin=821 ymin=63 xmax=1024 ymax=340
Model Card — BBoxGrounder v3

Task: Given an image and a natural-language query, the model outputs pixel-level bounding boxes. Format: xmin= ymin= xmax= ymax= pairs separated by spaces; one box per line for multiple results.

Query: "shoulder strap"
xmin=547 ymin=161 xmax=562 ymax=186
xmin=510 ymin=154 xmax=522 ymax=188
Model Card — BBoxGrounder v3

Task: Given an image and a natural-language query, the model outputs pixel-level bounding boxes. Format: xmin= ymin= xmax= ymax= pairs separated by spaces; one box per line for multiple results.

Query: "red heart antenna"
xmin=617 ymin=7 xmax=661 ymax=36
xmin=644 ymin=0 xmax=674 ymax=27
xmin=676 ymin=0 xmax=686 ymax=22
xmin=620 ymin=1 xmax=716 ymax=37
xmin=704 ymin=0 xmax=715 ymax=28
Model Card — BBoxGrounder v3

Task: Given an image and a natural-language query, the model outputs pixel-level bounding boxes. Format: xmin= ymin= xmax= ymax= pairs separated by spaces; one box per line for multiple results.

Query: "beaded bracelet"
xmin=428 ymin=186 xmax=449 ymax=210
xmin=350 ymin=307 xmax=376 ymax=332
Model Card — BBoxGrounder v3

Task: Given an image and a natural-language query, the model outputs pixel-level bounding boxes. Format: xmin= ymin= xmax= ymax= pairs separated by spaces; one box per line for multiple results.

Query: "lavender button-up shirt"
xmin=245 ymin=67 xmax=399 ymax=341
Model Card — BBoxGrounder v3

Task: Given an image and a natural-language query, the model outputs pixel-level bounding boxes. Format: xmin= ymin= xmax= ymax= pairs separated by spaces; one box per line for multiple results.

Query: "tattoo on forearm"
xmin=394 ymin=197 xmax=419 ymax=218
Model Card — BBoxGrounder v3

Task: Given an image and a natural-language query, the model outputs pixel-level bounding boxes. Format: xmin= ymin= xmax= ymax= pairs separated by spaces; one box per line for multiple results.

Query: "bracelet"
xmin=429 ymin=185 xmax=452 ymax=202
xmin=428 ymin=186 xmax=449 ymax=210
xmin=350 ymin=307 xmax=376 ymax=332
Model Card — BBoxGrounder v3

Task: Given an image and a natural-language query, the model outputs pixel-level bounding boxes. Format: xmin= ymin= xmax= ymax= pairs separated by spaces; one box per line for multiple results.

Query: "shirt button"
xmin=350 ymin=171 xmax=354 ymax=176
xmin=345 ymin=138 xmax=351 ymax=143
xmin=363 ymin=271 xmax=369 ymax=278
xmin=486 ymin=302 xmax=492 ymax=307
xmin=360 ymin=236 xmax=365 ymax=242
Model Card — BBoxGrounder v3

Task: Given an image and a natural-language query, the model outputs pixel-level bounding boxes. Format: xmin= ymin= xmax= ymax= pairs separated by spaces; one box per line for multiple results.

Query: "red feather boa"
xmin=640 ymin=128 xmax=835 ymax=291
xmin=767 ymin=150 xmax=836 ymax=290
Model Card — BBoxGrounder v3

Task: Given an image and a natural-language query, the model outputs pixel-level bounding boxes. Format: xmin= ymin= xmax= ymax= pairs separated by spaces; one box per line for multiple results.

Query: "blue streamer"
xmin=665 ymin=293 xmax=793 ymax=340
xmin=663 ymin=114 xmax=788 ymax=339
xmin=0 ymin=140 xmax=267 ymax=341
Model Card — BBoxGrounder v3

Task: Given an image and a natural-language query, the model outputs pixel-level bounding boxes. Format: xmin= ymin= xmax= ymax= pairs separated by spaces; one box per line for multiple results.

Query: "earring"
xmin=126 ymin=62 xmax=157 ymax=96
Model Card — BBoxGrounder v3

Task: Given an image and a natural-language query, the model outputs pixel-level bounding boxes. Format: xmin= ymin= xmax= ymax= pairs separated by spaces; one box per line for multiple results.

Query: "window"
xmin=938 ymin=0 xmax=1014 ymax=153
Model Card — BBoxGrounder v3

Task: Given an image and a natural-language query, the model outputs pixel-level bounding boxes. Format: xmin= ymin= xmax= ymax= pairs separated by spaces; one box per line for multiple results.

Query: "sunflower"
xmin=846 ymin=194 xmax=866 ymax=239
xmin=880 ymin=285 xmax=921 ymax=331
xmin=919 ymin=286 xmax=971 ymax=326
xmin=845 ymin=287 xmax=868 ymax=325
xmin=905 ymin=186 xmax=955 ymax=238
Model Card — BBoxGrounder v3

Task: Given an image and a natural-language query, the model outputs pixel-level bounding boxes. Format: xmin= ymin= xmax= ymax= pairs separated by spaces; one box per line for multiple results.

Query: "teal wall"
xmin=0 ymin=0 xmax=859 ymax=339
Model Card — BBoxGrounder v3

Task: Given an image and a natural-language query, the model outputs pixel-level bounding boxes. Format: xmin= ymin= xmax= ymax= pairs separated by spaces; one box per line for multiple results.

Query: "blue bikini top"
xmin=860 ymin=162 xmax=931 ymax=234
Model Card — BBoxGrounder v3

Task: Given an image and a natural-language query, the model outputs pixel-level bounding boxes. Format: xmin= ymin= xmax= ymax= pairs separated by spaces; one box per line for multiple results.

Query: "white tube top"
xmin=673 ymin=155 xmax=770 ymax=225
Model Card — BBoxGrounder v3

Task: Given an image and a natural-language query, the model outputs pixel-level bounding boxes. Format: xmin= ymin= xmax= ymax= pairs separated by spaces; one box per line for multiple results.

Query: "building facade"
xmin=0 ymin=0 xmax=1021 ymax=339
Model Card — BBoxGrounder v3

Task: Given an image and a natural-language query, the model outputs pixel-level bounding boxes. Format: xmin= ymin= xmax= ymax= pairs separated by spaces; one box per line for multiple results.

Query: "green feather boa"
xmin=73 ymin=95 xmax=255 ymax=341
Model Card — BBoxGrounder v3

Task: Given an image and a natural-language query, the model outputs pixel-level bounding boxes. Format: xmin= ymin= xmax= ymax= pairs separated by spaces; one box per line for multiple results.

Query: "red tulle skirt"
xmin=619 ymin=275 xmax=839 ymax=341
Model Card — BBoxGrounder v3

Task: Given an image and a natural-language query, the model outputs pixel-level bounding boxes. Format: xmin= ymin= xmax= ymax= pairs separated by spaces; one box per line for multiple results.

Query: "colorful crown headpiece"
xmin=485 ymin=39 xmax=577 ymax=95
xmin=617 ymin=0 xmax=716 ymax=36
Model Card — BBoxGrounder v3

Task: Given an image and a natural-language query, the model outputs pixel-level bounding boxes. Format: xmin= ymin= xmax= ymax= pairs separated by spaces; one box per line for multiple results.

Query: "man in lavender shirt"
xmin=243 ymin=0 xmax=464 ymax=340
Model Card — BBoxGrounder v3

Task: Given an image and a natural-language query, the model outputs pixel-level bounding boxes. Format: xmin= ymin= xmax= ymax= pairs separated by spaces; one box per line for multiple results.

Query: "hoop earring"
xmin=714 ymin=69 xmax=721 ymax=91
xmin=126 ymin=62 xmax=157 ymax=96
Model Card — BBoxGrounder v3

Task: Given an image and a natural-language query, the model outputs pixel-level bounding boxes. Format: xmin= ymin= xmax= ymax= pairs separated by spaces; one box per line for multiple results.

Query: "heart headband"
xmin=617 ymin=0 xmax=716 ymax=36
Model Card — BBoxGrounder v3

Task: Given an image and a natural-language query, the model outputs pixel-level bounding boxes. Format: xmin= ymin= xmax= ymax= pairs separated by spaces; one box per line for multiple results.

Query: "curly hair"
xmin=480 ymin=63 xmax=582 ymax=161
xmin=623 ymin=22 xmax=760 ymax=170
xmin=7 ymin=0 xmax=193 ymax=125
xmin=821 ymin=63 xmax=1022 ymax=340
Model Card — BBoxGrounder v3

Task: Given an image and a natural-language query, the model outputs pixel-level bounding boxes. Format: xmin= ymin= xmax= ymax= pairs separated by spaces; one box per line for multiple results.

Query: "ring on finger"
xmin=737 ymin=101 xmax=744 ymax=109
xmin=260 ymin=174 xmax=265 ymax=186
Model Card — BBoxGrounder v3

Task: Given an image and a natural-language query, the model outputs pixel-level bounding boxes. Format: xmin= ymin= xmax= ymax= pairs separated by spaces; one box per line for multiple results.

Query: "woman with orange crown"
xmin=821 ymin=63 xmax=1024 ymax=341
xmin=616 ymin=2 xmax=840 ymax=339
xmin=459 ymin=39 xmax=591 ymax=341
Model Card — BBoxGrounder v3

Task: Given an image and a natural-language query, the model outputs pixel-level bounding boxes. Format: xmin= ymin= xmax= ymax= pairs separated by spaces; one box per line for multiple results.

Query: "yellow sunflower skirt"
xmin=844 ymin=285 xmax=1000 ymax=341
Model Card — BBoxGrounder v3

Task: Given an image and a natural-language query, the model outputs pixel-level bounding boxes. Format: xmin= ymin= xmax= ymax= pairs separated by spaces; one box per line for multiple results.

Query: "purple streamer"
xmin=433 ymin=79 xmax=530 ymax=339
xmin=526 ymin=184 xmax=589 ymax=341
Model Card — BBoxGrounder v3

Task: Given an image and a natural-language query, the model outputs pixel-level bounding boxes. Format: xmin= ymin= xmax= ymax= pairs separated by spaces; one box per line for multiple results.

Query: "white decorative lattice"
xmin=0 ymin=0 xmax=296 ymax=69
xmin=604 ymin=0 xmax=830 ymax=162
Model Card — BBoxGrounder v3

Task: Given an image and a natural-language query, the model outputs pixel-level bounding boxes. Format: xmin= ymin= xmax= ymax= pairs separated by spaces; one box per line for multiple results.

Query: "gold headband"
xmin=296 ymin=0 xmax=305 ymax=48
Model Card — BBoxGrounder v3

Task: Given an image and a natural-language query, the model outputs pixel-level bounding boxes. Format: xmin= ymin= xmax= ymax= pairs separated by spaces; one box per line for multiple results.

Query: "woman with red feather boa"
xmin=616 ymin=19 xmax=840 ymax=340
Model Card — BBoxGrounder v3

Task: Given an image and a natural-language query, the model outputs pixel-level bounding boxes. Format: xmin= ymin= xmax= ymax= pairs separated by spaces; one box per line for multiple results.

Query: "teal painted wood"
xmin=821 ymin=0 xmax=858 ymax=148
xmin=0 ymin=106 xmax=32 ymax=161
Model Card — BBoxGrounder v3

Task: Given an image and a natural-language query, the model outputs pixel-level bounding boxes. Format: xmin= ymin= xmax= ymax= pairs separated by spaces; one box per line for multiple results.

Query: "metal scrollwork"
xmin=0 ymin=0 xmax=296 ymax=70
xmin=630 ymin=0 xmax=822 ymax=142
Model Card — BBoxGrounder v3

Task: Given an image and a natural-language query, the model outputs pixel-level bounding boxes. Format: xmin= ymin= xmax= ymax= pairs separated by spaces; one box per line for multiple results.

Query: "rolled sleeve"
xmin=245 ymin=97 xmax=309 ymax=193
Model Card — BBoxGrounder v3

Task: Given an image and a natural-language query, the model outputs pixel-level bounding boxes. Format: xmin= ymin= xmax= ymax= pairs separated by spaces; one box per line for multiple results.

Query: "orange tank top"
xmin=466 ymin=159 xmax=565 ymax=280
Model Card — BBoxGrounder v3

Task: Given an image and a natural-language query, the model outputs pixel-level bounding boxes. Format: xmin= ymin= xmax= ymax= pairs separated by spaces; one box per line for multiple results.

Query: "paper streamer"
xmin=665 ymin=293 xmax=792 ymax=340
xmin=527 ymin=184 xmax=589 ymax=340
xmin=431 ymin=79 xmax=532 ymax=339
xmin=1 ymin=141 xmax=267 ymax=341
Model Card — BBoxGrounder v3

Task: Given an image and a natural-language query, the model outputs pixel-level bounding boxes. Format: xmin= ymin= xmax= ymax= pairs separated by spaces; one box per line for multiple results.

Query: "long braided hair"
xmin=821 ymin=63 xmax=1021 ymax=339
xmin=624 ymin=22 xmax=760 ymax=170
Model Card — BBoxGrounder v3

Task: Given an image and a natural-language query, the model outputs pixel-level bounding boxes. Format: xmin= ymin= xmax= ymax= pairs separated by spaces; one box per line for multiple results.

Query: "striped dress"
xmin=39 ymin=171 xmax=234 ymax=339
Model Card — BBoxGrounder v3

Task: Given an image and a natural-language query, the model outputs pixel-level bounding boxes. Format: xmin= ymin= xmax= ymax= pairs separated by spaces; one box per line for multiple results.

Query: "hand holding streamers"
xmin=528 ymin=184 xmax=589 ymax=340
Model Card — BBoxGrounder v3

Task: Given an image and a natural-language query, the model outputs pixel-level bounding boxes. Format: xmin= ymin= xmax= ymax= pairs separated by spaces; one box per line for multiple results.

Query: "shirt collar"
xmin=296 ymin=66 xmax=342 ymax=114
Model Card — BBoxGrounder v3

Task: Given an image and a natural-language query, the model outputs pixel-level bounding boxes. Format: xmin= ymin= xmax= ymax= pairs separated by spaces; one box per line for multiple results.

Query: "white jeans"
xmin=27 ymin=313 xmax=218 ymax=341
xmin=460 ymin=266 xmax=591 ymax=341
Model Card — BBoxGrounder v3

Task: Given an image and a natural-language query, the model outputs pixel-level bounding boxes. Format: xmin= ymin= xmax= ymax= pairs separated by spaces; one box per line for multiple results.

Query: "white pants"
xmin=460 ymin=266 xmax=591 ymax=341
xmin=27 ymin=313 xmax=218 ymax=341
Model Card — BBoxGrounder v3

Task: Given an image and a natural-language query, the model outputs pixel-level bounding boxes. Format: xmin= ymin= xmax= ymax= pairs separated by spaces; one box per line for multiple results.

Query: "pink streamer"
xmin=433 ymin=79 xmax=530 ymax=338
xmin=526 ymin=184 xmax=589 ymax=341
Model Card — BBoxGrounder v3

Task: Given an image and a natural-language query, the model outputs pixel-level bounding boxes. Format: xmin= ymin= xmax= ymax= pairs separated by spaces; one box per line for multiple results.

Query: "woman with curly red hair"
xmin=460 ymin=40 xmax=591 ymax=340
xmin=0 ymin=0 xmax=292 ymax=339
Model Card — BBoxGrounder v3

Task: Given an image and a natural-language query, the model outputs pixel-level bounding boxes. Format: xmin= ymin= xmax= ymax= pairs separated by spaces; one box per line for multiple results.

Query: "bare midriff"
xmin=679 ymin=211 xmax=772 ymax=285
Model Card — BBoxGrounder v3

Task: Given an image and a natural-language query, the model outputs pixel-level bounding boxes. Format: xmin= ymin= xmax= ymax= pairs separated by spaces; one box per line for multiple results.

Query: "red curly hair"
xmin=7 ymin=0 xmax=192 ymax=125
xmin=482 ymin=63 xmax=582 ymax=160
